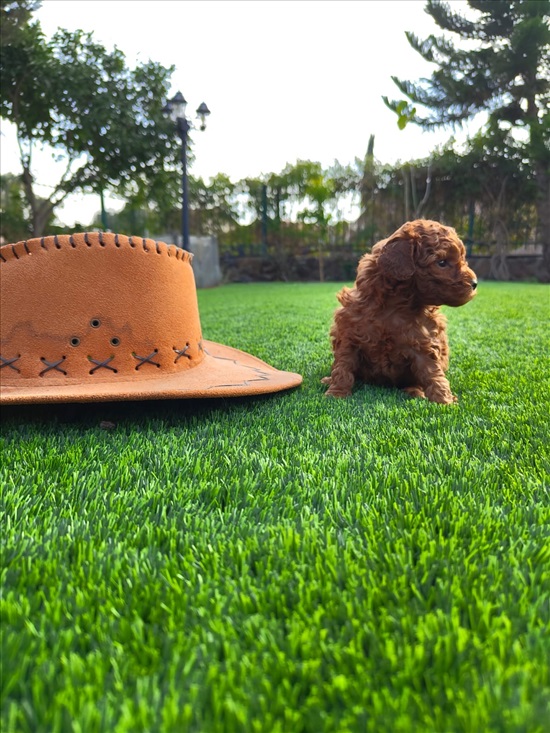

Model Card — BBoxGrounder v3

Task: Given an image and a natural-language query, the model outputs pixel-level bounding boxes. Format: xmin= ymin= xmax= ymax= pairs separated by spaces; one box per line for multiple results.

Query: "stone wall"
xmin=189 ymin=236 xmax=223 ymax=289
xmin=154 ymin=234 xmax=222 ymax=288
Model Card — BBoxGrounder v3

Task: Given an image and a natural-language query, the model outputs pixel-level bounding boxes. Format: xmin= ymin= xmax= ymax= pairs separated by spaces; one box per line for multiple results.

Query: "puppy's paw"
xmin=324 ymin=386 xmax=352 ymax=398
xmin=426 ymin=390 xmax=457 ymax=405
xmin=438 ymin=395 xmax=458 ymax=405
xmin=320 ymin=376 xmax=331 ymax=385
xmin=403 ymin=386 xmax=426 ymax=399
xmin=424 ymin=380 xmax=457 ymax=404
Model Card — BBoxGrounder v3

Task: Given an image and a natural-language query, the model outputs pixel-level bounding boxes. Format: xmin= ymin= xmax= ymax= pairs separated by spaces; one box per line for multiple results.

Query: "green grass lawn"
xmin=1 ymin=281 xmax=549 ymax=733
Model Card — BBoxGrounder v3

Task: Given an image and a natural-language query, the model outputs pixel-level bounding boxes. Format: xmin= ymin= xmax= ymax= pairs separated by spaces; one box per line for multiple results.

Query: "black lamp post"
xmin=162 ymin=91 xmax=211 ymax=252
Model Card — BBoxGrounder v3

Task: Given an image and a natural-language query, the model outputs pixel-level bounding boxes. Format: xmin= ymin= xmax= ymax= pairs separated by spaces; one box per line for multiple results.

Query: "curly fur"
xmin=322 ymin=219 xmax=477 ymax=404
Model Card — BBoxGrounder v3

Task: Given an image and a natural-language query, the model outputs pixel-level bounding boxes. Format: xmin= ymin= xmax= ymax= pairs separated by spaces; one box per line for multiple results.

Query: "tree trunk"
xmin=21 ymin=162 xmax=55 ymax=237
xmin=414 ymin=160 xmax=432 ymax=219
xmin=489 ymin=251 xmax=510 ymax=281
xmin=32 ymin=200 xmax=55 ymax=238
xmin=535 ymin=160 xmax=550 ymax=282
xmin=489 ymin=218 xmax=510 ymax=281
xmin=402 ymin=169 xmax=410 ymax=221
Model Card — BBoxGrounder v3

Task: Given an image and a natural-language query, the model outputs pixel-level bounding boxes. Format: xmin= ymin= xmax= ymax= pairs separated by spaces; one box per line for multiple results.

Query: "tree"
xmin=0 ymin=0 xmax=40 ymax=45
xmin=0 ymin=2 xmax=180 ymax=236
xmin=188 ymin=173 xmax=239 ymax=238
xmin=0 ymin=172 xmax=89 ymax=243
xmin=324 ymin=159 xmax=361 ymax=241
xmin=383 ymin=0 xmax=550 ymax=279
xmin=439 ymin=129 xmax=536 ymax=278
xmin=358 ymin=134 xmax=377 ymax=245
xmin=0 ymin=172 xmax=31 ymax=241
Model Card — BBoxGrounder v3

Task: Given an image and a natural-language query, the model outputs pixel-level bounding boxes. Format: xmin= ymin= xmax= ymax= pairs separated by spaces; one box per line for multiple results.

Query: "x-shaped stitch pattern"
xmin=88 ymin=356 xmax=117 ymax=374
xmin=39 ymin=356 xmax=67 ymax=376
xmin=0 ymin=355 xmax=20 ymax=372
xmin=133 ymin=350 xmax=160 ymax=370
xmin=173 ymin=344 xmax=191 ymax=362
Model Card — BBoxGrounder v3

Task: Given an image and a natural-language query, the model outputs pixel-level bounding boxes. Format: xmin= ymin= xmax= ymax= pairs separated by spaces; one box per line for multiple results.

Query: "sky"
xmin=0 ymin=0 xmax=481 ymax=227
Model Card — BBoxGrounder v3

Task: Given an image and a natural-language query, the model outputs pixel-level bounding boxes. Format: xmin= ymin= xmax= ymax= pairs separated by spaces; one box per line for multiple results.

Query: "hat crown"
xmin=0 ymin=233 xmax=204 ymax=387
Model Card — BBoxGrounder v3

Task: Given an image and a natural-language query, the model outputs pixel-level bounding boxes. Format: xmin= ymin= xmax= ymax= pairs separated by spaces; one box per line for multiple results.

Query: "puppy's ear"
xmin=377 ymin=238 xmax=416 ymax=280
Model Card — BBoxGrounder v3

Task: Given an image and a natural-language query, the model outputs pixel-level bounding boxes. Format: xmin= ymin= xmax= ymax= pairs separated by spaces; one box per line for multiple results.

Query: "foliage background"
xmin=1 ymin=0 xmax=548 ymax=278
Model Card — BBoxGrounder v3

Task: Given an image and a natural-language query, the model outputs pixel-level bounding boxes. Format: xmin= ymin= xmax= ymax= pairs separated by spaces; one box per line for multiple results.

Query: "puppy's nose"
xmin=471 ymin=279 xmax=478 ymax=290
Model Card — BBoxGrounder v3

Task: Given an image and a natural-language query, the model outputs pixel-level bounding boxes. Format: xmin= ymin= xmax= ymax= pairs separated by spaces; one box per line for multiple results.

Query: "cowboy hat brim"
xmin=0 ymin=340 xmax=302 ymax=404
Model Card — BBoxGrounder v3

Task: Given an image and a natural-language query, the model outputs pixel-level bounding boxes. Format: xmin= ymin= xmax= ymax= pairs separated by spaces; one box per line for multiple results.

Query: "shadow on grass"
xmin=0 ymin=392 xmax=287 ymax=431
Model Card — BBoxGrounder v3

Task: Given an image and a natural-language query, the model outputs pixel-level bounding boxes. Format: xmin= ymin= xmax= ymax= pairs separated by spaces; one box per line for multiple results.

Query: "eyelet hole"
xmin=110 ymin=337 xmax=120 ymax=347
xmin=70 ymin=337 xmax=80 ymax=347
xmin=90 ymin=318 xmax=101 ymax=328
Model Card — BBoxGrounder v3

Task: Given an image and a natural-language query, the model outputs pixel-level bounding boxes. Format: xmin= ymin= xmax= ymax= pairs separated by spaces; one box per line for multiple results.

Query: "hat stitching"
xmin=133 ymin=350 xmax=160 ymax=370
xmin=173 ymin=344 xmax=191 ymax=362
xmin=2 ymin=349 xmax=273 ymax=383
xmin=0 ymin=234 xmax=193 ymax=263
xmin=39 ymin=356 xmax=67 ymax=376
xmin=0 ymin=355 xmax=20 ymax=372
xmin=3 ymin=343 xmax=202 ymax=377
xmin=88 ymin=356 xmax=117 ymax=374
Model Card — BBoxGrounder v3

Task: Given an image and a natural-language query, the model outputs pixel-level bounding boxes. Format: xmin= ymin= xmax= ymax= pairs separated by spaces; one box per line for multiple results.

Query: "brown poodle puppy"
xmin=322 ymin=219 xmax=477 ymax=404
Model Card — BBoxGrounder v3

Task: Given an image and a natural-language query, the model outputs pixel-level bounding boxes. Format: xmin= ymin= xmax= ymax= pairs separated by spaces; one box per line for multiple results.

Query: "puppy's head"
xmin=373 ymin=219 xmax=477 ymax=307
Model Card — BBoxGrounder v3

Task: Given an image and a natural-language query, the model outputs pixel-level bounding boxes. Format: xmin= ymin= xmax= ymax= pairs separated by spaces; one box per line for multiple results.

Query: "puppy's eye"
xmin=437 ymin=260 xmax=448 ymax=268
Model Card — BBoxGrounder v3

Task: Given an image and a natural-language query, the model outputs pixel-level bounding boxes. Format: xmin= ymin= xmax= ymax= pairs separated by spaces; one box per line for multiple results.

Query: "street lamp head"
xmin=162 ymin=91 xmax=187 ymax=121
xmin=196 ymin=102 xmax=211 ymax=131
xmin=170 ymin=91 xmax=187 ymax=118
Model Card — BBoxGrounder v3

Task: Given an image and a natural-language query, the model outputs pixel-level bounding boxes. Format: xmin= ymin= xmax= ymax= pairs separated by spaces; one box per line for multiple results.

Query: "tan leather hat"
xmin=0 ymin=232 xmax=302 ymax=404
